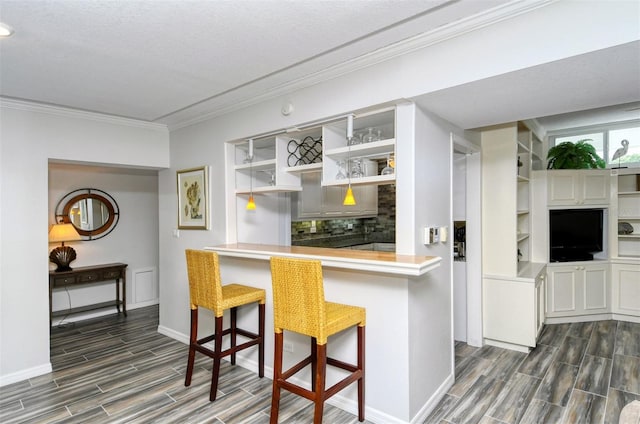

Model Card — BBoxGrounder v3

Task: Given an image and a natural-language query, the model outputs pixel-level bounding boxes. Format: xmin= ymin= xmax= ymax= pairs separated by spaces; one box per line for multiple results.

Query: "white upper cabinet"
xmin=547 ymin=170 xmax=610 ymax=206
xmin=322 ymin=108 xmax=396 ymax=187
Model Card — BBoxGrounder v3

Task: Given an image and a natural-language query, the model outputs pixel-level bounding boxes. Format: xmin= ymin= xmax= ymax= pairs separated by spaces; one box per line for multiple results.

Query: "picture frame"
xmin=177 ymin=166 xmax=209 ymax=230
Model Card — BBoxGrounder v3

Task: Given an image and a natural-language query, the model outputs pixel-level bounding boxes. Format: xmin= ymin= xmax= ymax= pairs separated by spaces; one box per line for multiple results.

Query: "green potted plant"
xmin=547 ymin=139 xmax=606 ymax=169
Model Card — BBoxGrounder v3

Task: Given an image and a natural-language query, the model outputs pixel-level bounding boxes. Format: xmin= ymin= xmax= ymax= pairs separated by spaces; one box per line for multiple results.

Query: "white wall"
xmin=48 ymin=163 xmax=160 ymax=321
xmin=0 ymin=103 xmax=169 ymax=385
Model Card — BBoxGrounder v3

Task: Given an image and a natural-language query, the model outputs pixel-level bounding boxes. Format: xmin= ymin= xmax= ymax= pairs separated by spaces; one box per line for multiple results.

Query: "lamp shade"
xmin=343 ymin=186 xmax=356 ymax=206
xmin=246 ymin=195 xmax=256 ymax=210
xmin=49 ymin=223 xmax=81 ymax=243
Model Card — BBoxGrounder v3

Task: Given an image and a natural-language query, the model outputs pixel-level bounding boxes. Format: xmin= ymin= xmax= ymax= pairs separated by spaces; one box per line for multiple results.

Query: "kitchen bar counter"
xmin=201 ymin=243 xmax=451 ymax=424
xmin=205 ymin=243 xmax=440 ymax=276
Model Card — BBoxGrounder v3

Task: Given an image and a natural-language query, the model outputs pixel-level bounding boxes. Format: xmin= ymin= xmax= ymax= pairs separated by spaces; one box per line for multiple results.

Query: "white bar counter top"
xmin=204 ymin=243 xmax=441 ymax=276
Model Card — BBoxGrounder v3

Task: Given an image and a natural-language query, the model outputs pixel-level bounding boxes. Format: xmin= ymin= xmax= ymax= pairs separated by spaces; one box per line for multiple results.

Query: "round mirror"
xmin=55 ymin=189 xmax=119 ymax=240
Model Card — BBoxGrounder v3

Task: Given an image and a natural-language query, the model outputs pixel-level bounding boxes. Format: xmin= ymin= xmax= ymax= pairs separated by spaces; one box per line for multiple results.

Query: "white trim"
xmin=0 ymin=98 xmax=168 ymax=131
xmin=0 ymin=363 xmax=52 ymax=387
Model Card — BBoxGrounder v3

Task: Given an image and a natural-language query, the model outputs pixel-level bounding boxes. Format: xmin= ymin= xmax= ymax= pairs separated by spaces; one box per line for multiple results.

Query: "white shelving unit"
xmin=614 ymin=172 xmax=640 ymax=259
xmin=322 ymin=108 xmax=396 ymax=187
xmin=229 ymin=108 xmax=397 ymax=199
xmin=481 ymin=121 xmax=547 ymax=350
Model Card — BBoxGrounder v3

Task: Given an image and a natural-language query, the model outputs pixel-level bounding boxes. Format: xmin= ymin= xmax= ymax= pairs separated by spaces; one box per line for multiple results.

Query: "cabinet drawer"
xmin=77 ymin=272 xmax=100 ymax=283
xmin=102 ymin=269 xmax=123 ymax=279
xmin=52 ymin=276 xmax=76 ymax=286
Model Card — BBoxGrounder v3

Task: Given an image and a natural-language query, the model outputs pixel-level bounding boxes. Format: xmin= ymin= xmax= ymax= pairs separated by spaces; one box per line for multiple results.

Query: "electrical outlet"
xmin=347 ymin=223 xmax=353 ymax=230
xmin=283 ymin=342 xmax=294 ymax=353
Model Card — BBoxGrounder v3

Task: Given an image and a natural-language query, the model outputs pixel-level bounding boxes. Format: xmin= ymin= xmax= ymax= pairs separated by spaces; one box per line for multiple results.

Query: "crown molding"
xmin=0 ymin=97 xmax=168 ymax=131
xmin=168 ymin=0 xmax=555 ymax=130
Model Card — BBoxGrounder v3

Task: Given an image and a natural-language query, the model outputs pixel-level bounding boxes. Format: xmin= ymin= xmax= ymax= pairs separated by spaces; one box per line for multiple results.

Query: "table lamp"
xmin=49 ymin=223 xmax=82 ymax=272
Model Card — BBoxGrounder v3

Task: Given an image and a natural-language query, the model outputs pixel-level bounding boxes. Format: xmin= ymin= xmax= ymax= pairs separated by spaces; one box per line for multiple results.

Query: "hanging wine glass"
xmin=335 ymin=160 xmax=347 ymax=180
xmin=350 ymin=158 xmax=364 ymax=178
xmin=381 ymin=154 xmax=394 ymax=175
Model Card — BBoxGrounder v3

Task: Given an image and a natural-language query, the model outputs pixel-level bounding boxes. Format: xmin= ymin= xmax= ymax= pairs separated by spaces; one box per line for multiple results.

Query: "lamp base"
xmin=50 ymin=245 xmax=77 ymax=272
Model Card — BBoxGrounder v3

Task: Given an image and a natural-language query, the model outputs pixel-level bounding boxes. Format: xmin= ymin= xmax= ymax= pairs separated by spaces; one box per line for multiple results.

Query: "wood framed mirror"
xmin=54 ymin=188 xmax=120 ymax=240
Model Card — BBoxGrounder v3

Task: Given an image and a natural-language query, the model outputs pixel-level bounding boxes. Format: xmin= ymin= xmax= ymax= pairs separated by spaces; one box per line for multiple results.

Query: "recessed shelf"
xmin=234 ymin=159 xmax=276 ymax=171
xmin=236 ymin=185 xmax=302 ymax=194
xmin=324 ymin=138 xmax=395 ymax=160
xmin=323 ymin=174 xmax=395 ymax=187
xmin=284 ymin=163 xmax=322 ymax=173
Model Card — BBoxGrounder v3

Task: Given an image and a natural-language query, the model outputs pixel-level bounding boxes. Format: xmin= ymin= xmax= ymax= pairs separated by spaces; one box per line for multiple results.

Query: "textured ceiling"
xmin=0 ymin=0 xmax=510 ymax=127
xmin=1 ymin=0 xmax=638 ymax=131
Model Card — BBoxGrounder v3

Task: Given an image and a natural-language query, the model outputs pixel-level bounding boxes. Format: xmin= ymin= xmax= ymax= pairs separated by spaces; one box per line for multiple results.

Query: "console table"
xmin=49 ymin=263 xmax=128 ymax=326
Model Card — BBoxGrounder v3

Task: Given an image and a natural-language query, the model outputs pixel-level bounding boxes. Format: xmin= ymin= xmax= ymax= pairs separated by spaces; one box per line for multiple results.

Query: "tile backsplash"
xmin=291 ymin=181 xmax=395 ymax=246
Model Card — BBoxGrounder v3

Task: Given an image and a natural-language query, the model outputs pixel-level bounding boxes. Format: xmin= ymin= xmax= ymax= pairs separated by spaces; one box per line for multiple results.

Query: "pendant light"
xmin=343 ymin=114 xmax=356 ymax=206
xmin=246 ymin=139 xmax=256 ymax=210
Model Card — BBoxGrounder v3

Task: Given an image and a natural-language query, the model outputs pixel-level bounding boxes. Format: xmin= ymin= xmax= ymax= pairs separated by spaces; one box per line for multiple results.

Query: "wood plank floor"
xmin=429 ymin=320 xmax=640 ymax=424
xmin=0 ymin=306 xmax=366 ymax=423
xmin=1 ymin=306 xmax=638 ymax=423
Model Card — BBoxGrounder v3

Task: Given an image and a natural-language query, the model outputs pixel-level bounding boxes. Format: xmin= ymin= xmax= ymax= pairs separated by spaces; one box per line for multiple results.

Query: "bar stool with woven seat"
xmin=184 ymin=249 xmax=266 ymax=401
xmin=269 ymin=256 xmax=365 ymax=423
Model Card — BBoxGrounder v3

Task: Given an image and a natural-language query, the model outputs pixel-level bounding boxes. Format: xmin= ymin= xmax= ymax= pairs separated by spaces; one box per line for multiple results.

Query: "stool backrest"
xmin=185 ymin=249 xmax=224 ymax=316
xmin=270 ymin=256 xmax=326 ymax=341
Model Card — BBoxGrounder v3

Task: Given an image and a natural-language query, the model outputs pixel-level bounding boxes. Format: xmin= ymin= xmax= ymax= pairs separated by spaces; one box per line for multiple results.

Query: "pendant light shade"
xmin=246 ymin=194 xmax=256 ymax=210
xmin=343 ymin=114 xmax=357 ymax=206
xmin=343 ymin=186 xmax=356 ymax=206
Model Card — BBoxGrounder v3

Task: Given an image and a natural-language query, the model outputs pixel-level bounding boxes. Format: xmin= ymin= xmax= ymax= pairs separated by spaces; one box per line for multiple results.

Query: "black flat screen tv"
xmin=549 ymin=208 xmax=604 ymax=262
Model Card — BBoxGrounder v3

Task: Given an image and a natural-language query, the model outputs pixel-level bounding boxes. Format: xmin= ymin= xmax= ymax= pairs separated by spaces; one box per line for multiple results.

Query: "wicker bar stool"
xmin=184 ymin=249 xmax=265 ymax=401
xmin=269 ymin=256 xmax=365 ymax=423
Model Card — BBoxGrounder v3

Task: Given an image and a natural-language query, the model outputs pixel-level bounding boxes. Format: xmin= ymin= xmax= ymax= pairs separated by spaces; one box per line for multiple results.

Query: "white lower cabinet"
xmin=483 ymin=264 xmax=546 ymax=350
xmin=546 ymin=262 xmax=609 ymax=318
xmin=611 ymin=262 xmax=640 ymax=317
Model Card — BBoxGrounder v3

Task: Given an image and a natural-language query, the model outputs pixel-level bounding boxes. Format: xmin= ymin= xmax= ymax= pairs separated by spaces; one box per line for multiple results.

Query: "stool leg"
xmin=210 ymin=315 xmax=224 ymax=401
xmin=185 ymin=308 xmax=198 ymax=387
xmin=270 ymin=332 xmax=284 ymax=424
xmin=358 ymin=325 xmax=365 ymax=422
xmin=310 ymin=337 xmax=317 ymax=390
xmin=313 ymin=343 xmax=327 ymax=424
xmin=258 ymin=303 xmax=265 ymax=378
xmin=230 ymin=307 xmax=237 ymax=365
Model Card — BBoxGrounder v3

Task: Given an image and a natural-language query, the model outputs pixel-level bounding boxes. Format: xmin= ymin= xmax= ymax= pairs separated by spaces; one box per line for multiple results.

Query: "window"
xmin=609 ymin=127 xmax=640 ymax=167
xmin=549 ymin=123 xmax=640 ymax=168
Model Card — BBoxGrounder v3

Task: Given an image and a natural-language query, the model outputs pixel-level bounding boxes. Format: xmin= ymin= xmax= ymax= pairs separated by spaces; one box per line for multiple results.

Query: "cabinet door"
xmin=547 ymin=263 xmax=608 ymax=317
xmin=322 ymin=186 xmax=347 ymax=216
xmin=483 ymin=277 xmax=536 ymax=347
xmin=547 ymin=266 xmax=578 ymax=315
xmin=583 ymin=264 xmax=608 ymax=312
xmin=294 ymin=172 xmax=322 ymax=219
xmin=548 ymin=173 xmax=580 ymax=206
xmin=611 ymin=263 xmax=640 ymax=315
xmin=354 ymin=185 xmax=378 ymax=216
xmin=548 ymin=171 xmax=609 ymax=206
xmin=582 ymin=173 xmax=609 ymax=204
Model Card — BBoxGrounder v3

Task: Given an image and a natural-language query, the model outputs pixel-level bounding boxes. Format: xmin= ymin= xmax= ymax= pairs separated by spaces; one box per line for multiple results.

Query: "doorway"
xmin=451 ymin=135 xmax=482 ymax=347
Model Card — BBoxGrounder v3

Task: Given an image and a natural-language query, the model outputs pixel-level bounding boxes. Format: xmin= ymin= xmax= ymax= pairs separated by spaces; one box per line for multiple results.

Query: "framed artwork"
xmin=177 ymin=166 xmax=209 ymax=230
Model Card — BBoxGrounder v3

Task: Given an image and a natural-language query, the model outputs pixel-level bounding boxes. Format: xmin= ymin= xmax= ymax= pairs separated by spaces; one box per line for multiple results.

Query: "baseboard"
xmin=545 ymin=312 xmax=633 ymax=324
xmin=0 ymin=363 xmax=52 ymax=387
xmin=409 ymin=372 xmax=455 ymax=424
xmin=484 ymin=338 xmax=531 ymax=353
